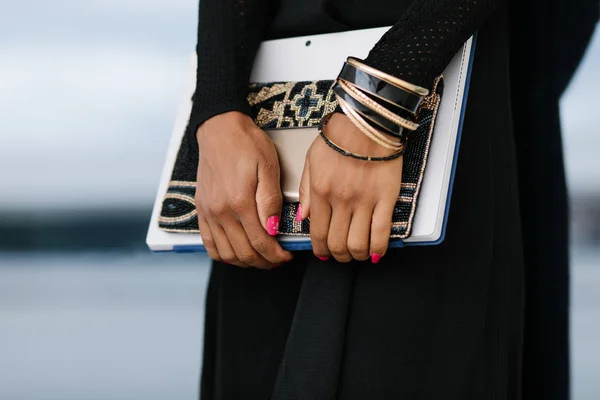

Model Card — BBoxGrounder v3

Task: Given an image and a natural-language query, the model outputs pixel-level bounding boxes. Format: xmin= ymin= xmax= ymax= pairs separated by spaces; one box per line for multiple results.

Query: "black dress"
xmin=183 ymin=0 xmax=598 ymax=399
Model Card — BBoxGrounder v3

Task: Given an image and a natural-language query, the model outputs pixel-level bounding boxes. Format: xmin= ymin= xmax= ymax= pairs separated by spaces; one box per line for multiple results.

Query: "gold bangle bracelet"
xmin=337 ymin=96 xmax=404 ymax=152
xmin=339 ymin=76 xmax=418 ymax=117
xmin=335 ymin=93 xmax=403 ymax=148
xmin=346 ymin=57 xmax=430 ymax=97
xmin=337 ymin=78 xmax=419 ymax=131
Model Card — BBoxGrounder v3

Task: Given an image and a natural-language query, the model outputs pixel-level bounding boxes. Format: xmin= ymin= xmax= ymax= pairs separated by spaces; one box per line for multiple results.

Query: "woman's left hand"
xmin=298 ymin=113 xmax=403 ymax=264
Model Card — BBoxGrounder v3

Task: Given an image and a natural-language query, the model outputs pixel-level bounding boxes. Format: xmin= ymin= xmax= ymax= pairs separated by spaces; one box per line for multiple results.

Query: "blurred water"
xmin=570 ymin=247 xmax=600 ymax=400
xmin=0 ymin=252 xmax=211 ymax=400
xmin=0 ymin=248 xmax=598 ymax=400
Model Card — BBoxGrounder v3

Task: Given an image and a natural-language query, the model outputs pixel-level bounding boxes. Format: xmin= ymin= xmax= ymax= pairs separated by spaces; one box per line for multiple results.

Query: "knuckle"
xmin=335 ymin=187 xmax=356 ymax=203
xmin=201 ymin=235 xmax=216 ymax=251
xmin=238 ymin=252 xmax=257 ymax=265
xmin=347 ymin=241 xmax=369 ymax=259
xmin=195 ymin=198 xmax=208 ymax=215
xmin=250 ymin=237 xmax=269 ymax=254
xmin=327 ymin=240 xmax=348 ymax=258
xmin=229 ymin=194 xmax=250 ymax=213
xmin=208 ymin=201 xmax=228 ymax=217
xmin=312 ymin=180 xmax=331 ymax=197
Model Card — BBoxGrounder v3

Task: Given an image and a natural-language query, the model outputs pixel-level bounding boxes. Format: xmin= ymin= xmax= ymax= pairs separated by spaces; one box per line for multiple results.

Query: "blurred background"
xmin=0 ymin=1 xmax=598 ymax=399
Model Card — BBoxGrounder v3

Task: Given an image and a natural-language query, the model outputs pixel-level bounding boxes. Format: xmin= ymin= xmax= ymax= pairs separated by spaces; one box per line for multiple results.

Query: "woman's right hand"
xmin=195 ymin=111 xmax=294 ymax=269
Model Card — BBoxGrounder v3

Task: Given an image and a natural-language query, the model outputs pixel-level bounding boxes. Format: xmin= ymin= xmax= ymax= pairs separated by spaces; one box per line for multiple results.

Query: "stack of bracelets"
xmin=319 ymin=57 xmax=430 ymax=162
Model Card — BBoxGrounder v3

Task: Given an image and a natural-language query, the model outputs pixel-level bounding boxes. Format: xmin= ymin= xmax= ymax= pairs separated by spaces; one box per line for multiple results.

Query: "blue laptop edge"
xmin=397 ymin=32 xmax=478 ymax=249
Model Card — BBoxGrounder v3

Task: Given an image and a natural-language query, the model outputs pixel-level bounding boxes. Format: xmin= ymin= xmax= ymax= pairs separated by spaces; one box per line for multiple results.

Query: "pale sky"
xmin=0 ymin=0 xmax=598 ymax=211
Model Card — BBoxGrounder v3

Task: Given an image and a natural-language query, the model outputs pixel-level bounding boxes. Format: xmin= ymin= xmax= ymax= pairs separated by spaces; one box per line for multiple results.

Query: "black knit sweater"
xmin=188 ymin=0 xmax=501 ymax=133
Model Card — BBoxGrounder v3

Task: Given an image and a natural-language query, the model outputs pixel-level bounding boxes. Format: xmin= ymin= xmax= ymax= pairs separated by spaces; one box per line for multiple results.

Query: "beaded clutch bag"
xmin=159 ymin=77 xmax=443 ymax=240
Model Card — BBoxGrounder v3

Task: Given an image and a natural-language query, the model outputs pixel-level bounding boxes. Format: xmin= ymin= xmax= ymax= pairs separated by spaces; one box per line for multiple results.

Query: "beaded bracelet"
xmin=318 ymin=113 xmax=404 ymax=162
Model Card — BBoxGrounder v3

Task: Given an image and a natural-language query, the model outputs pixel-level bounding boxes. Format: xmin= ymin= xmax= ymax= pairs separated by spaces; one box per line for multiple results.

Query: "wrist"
xmin=197 ymin=111 xmax=255 ymax=142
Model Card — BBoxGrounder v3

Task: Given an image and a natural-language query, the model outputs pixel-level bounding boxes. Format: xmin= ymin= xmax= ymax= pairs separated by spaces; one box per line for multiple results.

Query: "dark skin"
xmin=195 ymin=111 xmax=401 ymax=268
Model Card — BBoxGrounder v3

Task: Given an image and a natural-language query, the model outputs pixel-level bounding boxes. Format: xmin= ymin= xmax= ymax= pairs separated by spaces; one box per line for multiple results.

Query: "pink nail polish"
xmin=296 ymin=204 xmax=303 ymax=222
xmin=371 ymin=253 xmax=382 ymax=264
xmin=267 ymin=216 xmax=280 ymax=236
xmin=317 ymin=256 xmax=330 ymax=261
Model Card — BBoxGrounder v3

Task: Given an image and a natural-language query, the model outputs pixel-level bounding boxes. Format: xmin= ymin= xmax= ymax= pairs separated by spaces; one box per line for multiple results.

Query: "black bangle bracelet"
xmin=332 ymin=82 xmax=413 ymax=141
xmin=360 ymin=87 xmax=421 ymax=121
xmin=336 ymin=79 xmax=419 ymax=130
xmin=338 ymin=62 xmax=423 ymax=114
xmin=337 ymin=79 xmax=418 ymax=124
xmin=318 ymin=113 xmax=404 ymax=161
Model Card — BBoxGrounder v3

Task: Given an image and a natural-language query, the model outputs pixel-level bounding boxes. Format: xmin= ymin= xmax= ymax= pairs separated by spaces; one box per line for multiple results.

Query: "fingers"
xmin=370 ymin=198 xmax=395 ymax=264
xmin=256 ymin=157 xmax=283 ymax=235
xmin=347 ymin=207 xmax=373 ymax=261
xmin=309 ymin=188 xmax=332 ymax=260
xmin=327 ymin=205 xmax=353 ymax=263
xmin=199 ymin=182 xmax=291 ymax=268
xmin=194 ymin=116 xmax=293 ymax=269
xmin=249 ymin=161 xmax=294 ymax=263
xmin=198 ymin=216 xmax=221 ymax=262
xmin=221 ymin=219 xmax=275 ymax=269
xmin=198 ymin=189 xmax=290 ymax=268
xmin=251 ymin=157 xmax=295 ymax=264
xmin=207 ymin=218 xmax=248 ymax=267
xmin=238 ymin=206 xmax=294 ymax=265
xmin=298 ymin=155 xmax=310 ymax=221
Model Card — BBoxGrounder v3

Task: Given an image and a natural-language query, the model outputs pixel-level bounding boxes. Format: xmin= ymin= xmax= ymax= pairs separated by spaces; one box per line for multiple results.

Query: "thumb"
xmin=298 ymin=155 xmax=311 ymax=221
xmin=256 ymin=159 xmax=283 ymax=236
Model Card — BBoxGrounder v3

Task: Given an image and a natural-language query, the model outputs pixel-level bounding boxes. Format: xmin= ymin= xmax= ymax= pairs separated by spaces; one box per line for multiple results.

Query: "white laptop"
xmin=147 ymin=27 xmax=476 ymax=252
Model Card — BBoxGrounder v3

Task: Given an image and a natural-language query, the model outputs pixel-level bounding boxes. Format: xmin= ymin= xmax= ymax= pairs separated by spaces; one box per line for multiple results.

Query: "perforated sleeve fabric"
xmin=189 ymin=0 xmax=502 ymax=131
xmin=188 ymin=0 xmax=278 ymax=133
xmin=364 ymin=0 xmax=502 ymax=88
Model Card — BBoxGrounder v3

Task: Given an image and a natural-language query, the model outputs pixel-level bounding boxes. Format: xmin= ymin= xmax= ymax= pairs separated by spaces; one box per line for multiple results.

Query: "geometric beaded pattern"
xmin=248 ymin=80 xmax=339 ymax=129
xmin=159 ymin=77 xmax=443 ymax=239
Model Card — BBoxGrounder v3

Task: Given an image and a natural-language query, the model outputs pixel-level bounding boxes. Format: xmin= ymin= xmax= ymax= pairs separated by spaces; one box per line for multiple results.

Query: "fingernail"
xmin=371 ymin=253 xmax=382 ymax=264
xmin=317 ymin=256 xmax=330 ymax=261
xmin=267 ymin=216 xmax=280 ymax=236
xmin=223 ymin=260 xmax=230 ymax=265
xmin=295 ymin=204 xmax=303 ymax=222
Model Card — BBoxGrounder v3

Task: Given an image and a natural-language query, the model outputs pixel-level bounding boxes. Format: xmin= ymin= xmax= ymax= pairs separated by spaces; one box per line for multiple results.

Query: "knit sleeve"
xmin=188 ymin=0 xmax=278 ymax=133
xmin=364 ymin=0 xmax=502 ymax=88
